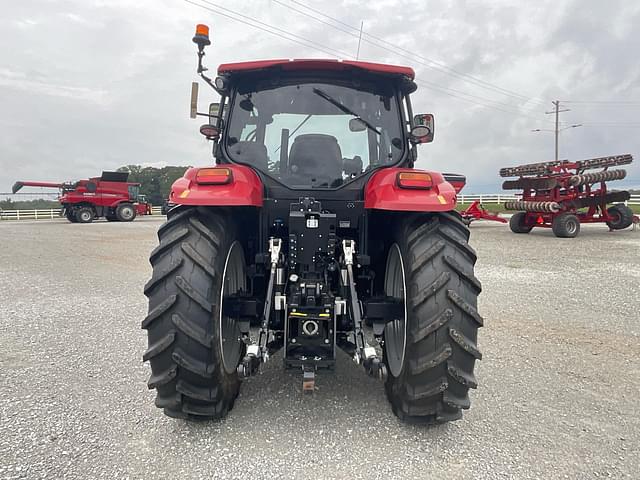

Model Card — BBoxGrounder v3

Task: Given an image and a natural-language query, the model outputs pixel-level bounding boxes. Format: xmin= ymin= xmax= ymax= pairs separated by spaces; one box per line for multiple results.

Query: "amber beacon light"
xmin=192 ymin=24 xmax=211 ymax=51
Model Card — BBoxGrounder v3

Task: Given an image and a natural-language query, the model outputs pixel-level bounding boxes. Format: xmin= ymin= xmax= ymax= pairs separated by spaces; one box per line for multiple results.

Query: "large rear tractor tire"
xmin=383 ymin=212 xmax=483 ymax=424
xmin=552 ymin=213 xmax=580 ymax=238
xmin=142 ymin=207 xmax=245 ymax=420
xmin=509 ymin=212 xmax=533 ymax=234
xmin=116 ymin=203 xmax=136 ymax=222
xmin=606 ymin=204 xmax=633 ymax=230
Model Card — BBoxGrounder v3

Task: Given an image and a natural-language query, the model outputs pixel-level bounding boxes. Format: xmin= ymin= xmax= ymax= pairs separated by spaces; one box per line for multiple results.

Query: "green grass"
xmin=455 ymin=202 xmax=509 ymax=213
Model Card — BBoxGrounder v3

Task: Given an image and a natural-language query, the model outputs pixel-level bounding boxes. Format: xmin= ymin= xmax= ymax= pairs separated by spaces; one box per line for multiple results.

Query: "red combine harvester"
xmin=501 ymin=154 xmax=634 ymax=237
xmin=12 ymin=171 xmax=152 ymax=223
xmin=141 ymin=24 xmax=483 ymax=424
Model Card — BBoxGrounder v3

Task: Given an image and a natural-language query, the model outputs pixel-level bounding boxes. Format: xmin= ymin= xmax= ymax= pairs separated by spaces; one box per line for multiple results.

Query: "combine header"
xmin=501 ymin=154 xmax=634 ymax=237
xmin=12 ymin=171 xmax=152 ymax=223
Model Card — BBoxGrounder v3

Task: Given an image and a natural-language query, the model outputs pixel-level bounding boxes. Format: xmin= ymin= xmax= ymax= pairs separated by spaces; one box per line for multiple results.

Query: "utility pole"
xmin=545 ymin=100 xmax=570 ymax=161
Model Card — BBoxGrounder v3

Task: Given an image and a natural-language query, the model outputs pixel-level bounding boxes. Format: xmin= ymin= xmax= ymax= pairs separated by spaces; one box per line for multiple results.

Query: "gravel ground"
xmin=1 ymin=217 xmax=639 ymax=479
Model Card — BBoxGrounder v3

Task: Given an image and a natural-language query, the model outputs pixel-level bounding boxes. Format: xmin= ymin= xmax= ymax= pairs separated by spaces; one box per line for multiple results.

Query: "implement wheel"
xmin=383 ymin=212 xmax=483 ymax=424
xmin=552 ymin=213 xmax=580 ymax=238
xmin=142 ymin=207 xmax=245 ymax=420
xmin=509 ymin=212 xmax=532 ymax=234
xmin=606 ymin=204 xmax=633 ymax=230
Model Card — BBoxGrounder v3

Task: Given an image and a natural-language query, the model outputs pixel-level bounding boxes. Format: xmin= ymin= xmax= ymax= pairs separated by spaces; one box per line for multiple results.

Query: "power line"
xmin=562 ymin=100 xmax=640 ymax=105
xmin=579 ymin=124 xmax=640 ymax=128
xmin=279 ymin=0 xmax=548 ymax=106
xmin=185 ymin=0 xmax=354 ymax=59
xmin=417 ymin=78 xmax=548 ymax=116
xmin=185 ymin=0 xmax=552 ymax=122
xmin=415 ymin=80 xmax=555 ymax=123
xmin=185 ymin=1 xmax=638 ymax=129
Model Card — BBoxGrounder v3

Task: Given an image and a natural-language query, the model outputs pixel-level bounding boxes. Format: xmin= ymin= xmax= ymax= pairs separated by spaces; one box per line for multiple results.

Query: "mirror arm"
xmin=199 ymin=71 xmax=225 ymax=96
xmin=196 ymin=50 xmax=207 ymax=74
xmin=196 ymin=51 xmax=226 ymax=96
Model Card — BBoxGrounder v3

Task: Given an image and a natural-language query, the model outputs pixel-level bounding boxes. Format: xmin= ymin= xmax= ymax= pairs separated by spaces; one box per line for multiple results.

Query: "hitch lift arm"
xmin=238 ymin=237 xmax=282 ymax=377
xmin=342 ymin=240 xmax=387 ymax=380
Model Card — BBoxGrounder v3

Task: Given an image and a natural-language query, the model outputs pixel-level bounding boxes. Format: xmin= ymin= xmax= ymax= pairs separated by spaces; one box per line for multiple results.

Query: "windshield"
xmin=225 ymin=81 xmax=405 ymax=189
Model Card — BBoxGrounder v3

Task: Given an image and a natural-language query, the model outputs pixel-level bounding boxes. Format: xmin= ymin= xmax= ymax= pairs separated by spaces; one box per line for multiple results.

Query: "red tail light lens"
xmin=397 ymin=172 xmax=433 ymax=189
xmin=196 ymin=167 xmax=233 ymax=185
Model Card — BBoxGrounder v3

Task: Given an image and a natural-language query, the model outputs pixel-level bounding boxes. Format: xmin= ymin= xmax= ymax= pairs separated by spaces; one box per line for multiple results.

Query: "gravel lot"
xmin=1 ymin=217 xmax=639 ymax=479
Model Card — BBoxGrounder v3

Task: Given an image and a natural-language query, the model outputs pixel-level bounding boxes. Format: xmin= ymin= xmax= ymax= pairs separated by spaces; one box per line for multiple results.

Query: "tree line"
xmin=116 ymin=165 xmax=190 ymax=205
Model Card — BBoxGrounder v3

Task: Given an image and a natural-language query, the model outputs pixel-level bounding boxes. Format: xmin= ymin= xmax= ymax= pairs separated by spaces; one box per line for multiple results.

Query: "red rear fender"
xmin=364 ymin=168 xmax=458 ymax=212
xmin=170 ymin=165 xmax=263 ymax=207
xmin=442 ymin=173 xmax=466 ymax=194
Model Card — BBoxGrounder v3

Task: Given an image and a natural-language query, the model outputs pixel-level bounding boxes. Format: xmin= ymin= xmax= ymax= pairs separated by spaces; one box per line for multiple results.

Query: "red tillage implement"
xmin=501 ymin=154 xmax=634 ymax=238
xmin=460 ymin=200 xmax=507 ymax=225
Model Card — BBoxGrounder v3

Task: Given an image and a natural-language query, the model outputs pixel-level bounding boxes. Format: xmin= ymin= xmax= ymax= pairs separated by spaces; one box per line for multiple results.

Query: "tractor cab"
xmin=188 ymin=25 xmax=435 ymax=195
xmin=200 ymin=63 xmax=436 ymax=190
xmin=221 ymin=70 xmax=408 ymax=189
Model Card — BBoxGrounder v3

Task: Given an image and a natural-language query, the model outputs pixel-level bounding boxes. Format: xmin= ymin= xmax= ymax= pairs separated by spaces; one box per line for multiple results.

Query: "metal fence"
xmin=0 ymin=206 xmax=163 ymax=221
xmin=457 ymin=194 xmax=640 ymax=205
xmin=1 ymin=196 xmax=638 ymax=221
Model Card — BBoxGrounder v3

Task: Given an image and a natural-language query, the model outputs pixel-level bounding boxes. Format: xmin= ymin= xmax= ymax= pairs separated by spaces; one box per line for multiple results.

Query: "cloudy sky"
xmin=2 ymin=0 xmax=639 ymax=194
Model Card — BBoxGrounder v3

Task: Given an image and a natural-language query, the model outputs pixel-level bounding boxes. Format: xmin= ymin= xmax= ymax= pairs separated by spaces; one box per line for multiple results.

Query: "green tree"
xmin=117 ymin=165 xmax=190 ymax=205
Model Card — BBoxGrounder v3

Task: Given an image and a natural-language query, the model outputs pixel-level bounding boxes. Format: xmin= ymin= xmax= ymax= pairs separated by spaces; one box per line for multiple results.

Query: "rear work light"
xmin=196 ymin=167 xmax=233 ymax=185
xmin=396 ymin=172 xmax=433 ymax=189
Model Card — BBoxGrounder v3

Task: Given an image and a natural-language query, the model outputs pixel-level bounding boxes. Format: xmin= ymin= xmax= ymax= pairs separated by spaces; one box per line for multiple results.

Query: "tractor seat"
xmin=288 ymin=134 xmax=342 ymax=183
xmin=228 ymin=141 xmax=269 ymax=171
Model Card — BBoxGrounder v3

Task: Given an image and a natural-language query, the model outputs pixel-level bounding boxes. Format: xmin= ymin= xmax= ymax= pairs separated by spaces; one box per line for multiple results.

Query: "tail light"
xmin=196 ymin=167 xmax=233 ymax=185
xmin=396 ymin=172 xmax=433 ymax=189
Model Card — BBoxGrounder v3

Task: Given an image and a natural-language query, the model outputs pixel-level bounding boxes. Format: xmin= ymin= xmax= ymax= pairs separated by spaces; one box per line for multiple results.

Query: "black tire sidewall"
xmin=76 ymin=208 xmax=93 ymax=223
xmin=116 ymin=203 xmax=136 ymax=222
xmin=606 ymin=204 xmax=633 ymax=230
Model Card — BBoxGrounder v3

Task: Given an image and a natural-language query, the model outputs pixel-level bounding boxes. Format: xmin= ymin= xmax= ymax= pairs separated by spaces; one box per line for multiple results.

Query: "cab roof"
xmin=217 ymin=59 xmax=415 ymax=80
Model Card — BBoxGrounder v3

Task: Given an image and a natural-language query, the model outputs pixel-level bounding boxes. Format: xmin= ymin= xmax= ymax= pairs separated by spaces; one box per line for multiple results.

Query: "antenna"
xmin=356 ymin=21 xmax=364 ymax=60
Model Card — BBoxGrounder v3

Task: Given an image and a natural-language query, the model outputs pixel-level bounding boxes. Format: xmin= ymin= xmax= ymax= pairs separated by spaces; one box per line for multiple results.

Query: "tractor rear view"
xmin=501 ymin=154 xmax=634 ymax=237
xmin=142 ymin=24 xmax=483 ymax=424
xmin=12 ymin=171 xmax=151 ymax=223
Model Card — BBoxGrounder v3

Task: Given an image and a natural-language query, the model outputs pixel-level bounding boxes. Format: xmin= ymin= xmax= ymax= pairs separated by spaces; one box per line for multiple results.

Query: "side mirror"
xmin=190 ymin=82 xmax=199 ymax=119
xmin=209 ymin=102 xmax=220 ymax=125
xmin=411 ymin=114 xmax=434 ymax=143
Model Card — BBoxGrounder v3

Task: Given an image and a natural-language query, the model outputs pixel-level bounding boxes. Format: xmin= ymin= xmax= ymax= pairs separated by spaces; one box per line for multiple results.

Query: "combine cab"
xmin=501 ymin=154 xmax=634 ymax=237
xmin=12 ymin=171 xmax=152 ymax=223
xmin=142 ymin=24 xmax=483 ymax=424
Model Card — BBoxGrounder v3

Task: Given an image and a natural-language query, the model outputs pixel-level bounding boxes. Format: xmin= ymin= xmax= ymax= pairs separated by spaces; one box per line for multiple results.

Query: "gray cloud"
xmin=1 ymin=0 xmax=638 ymax=194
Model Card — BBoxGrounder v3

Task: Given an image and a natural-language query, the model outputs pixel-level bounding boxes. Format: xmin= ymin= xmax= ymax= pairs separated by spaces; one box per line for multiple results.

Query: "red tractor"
xmin=501 ymin=155 xmax=634 ymax=237
xmin=12 ymin=171 xmax=152 ymax=223
xmin=142 ymin=24 xmax=482 ymax=424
